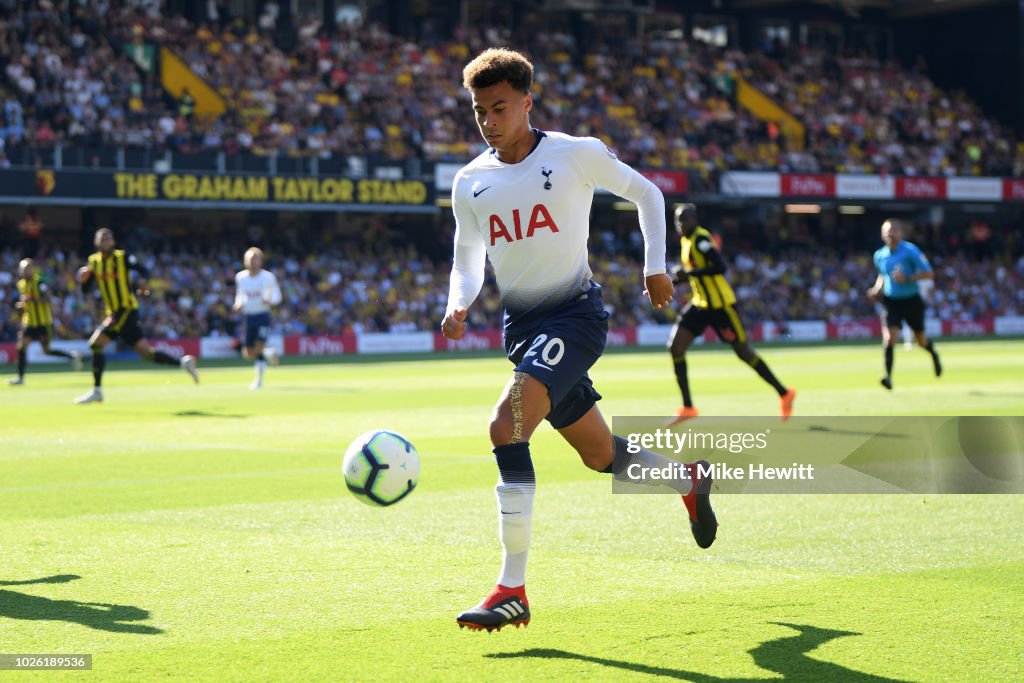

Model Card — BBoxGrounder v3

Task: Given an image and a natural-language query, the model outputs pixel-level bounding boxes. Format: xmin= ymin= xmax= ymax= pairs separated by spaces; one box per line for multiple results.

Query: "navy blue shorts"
xmin=244 ymin=312 xmax=271 ymax=348
xmin=504 ymin=289 xmax=609 ymax=429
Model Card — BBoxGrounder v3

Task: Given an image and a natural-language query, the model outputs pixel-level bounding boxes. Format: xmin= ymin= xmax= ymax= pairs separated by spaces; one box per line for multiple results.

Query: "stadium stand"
xmin=2 ymin=1 xmax=1024 ymax=350
xmin=3 ymin=237 xmax=1023 ymax=341
xmin=1 ymin=1 xmax=1019 ymax=176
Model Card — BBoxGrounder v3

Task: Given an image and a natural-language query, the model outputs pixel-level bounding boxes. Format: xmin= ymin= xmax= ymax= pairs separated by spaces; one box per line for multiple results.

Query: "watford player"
xmin=74 ymin=228 xmax=198 ymax=403
xmin=8 ymin=258 xmax=82 ymax=385
xmin=667 ymin=204 xmax=795 ymax=424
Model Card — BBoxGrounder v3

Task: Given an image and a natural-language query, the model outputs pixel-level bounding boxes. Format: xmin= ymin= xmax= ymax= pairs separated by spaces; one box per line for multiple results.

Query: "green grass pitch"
xmin=1 ymin=340 xmax=1022 ymax=681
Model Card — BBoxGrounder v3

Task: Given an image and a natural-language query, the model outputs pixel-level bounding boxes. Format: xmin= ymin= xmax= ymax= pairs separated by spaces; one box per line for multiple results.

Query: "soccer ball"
xmin=343 ymin=430 xmax=419 ymax=506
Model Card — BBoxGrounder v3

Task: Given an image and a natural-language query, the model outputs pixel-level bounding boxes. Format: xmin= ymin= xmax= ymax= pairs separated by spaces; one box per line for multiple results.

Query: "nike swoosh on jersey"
xmin=473 ymin=186 xmax=492 ymax=197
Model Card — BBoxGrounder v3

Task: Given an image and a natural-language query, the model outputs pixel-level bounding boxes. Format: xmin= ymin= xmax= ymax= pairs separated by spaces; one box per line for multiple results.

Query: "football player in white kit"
xmin=442 ymin=48 xmax=717 ymax=633
xmin=233 ymin=247 xmax=283 ymax=389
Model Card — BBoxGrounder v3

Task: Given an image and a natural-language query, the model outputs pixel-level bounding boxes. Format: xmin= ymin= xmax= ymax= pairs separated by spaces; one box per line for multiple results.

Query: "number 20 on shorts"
xmin=524 ymin=334 xmax=565 ymax=371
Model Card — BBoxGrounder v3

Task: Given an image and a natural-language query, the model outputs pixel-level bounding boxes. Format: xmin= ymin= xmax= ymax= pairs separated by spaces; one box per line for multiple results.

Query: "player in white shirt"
xmin=442 ymin=48 xmax=717 ymax=633
xmin=233 ymin=247 xmax=282 ymax=389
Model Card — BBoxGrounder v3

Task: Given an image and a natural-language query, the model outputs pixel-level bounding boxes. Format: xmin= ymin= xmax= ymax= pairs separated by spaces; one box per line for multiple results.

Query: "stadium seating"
xmin=1 ymin=1 xmax=1019 ymax=176
xmin=2 ymin=242 xmax=1022 ymax=341
xmin=2 ymin=3 xmax=1023 ymax=343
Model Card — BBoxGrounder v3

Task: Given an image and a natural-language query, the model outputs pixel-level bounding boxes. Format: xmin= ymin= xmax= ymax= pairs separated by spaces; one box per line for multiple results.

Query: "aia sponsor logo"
xmin=489 ymin=204 xmax=559 ymax=246
xmin=782 ymin=174 xmax=834 ymax=197
xmin=896 ymin=177 xmax=945 ymax=199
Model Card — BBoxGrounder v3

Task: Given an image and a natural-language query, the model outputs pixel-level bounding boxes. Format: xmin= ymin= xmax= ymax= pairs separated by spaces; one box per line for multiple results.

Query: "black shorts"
xmin=883 ymin=295 xmax=925 ymax=332
xmin=19 ymin=324 xmax=53 ymax=344
xmin=98 ymin=309 xmax=144 ymax=347
xmin=676 ymin=301 xmax=748 ymax=344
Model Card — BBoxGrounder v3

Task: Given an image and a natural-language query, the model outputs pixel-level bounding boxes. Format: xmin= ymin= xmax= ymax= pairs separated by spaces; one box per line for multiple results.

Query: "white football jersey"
xmin=451 ymin=131 xmax=666 ymax=322
xmin=234 ymin=269 xmax=282 ymax=315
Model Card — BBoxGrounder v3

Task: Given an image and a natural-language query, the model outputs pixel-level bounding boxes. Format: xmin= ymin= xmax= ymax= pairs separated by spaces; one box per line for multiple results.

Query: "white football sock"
xmin=496 ymin=480 xmax=534 ymax=587
xmin=255 ymin=359 xmax=267 ymax=383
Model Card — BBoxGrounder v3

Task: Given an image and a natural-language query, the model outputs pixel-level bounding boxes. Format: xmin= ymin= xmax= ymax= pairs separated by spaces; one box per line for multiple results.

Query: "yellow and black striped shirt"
xmin=17 ymin=272 xmax=53 ymax=327
xmin=87 ymin=249 xmax=140 ymax=316
xmin=681 ymin=226 xmax=736 ymax=309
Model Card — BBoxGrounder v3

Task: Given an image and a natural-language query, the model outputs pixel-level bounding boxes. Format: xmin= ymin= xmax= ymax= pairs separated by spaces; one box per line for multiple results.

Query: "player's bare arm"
xmin=867 ymin=274 xmax=885 ymax=299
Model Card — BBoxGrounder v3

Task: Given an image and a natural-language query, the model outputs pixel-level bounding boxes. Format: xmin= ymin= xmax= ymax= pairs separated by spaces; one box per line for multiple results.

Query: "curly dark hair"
xmin=462 ymin=47 xmax=534 ymax=92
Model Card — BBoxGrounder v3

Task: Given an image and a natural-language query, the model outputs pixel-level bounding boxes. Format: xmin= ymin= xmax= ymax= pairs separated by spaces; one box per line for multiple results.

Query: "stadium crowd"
xmin=743 ymin=50 xmax=1019 ymax=177
xmin=1 ymin=0 xmax=1021 ymax=176
xmin=3 ymin=237 xmax=1023 ymax=344
xmin=3 ymin=3 xmax=1023 ymax=344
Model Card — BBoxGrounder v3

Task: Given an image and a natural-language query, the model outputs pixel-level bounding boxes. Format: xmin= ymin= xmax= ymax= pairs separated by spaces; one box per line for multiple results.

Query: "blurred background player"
xmin=904 ymin=277 xmax=934 ymax=350
xmin=667 ymin=204 xmax=795 ymax=424
xmin=8 ymin=258 xmax=82 ymax=385
xmin=442 ymin=48 xmax=716 ymax=634
xmin=233 ymin=247 xmax=282 ymax=389
xmin=868 ymin=219 xmax=941 ymax=390
xmin=74 ymin=228 xmax=198 ymax=403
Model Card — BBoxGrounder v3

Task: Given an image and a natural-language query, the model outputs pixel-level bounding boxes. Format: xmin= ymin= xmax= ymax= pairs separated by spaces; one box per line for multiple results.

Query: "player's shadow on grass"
xmin=0 ymin=575 xmax=163 ymax=635
xmin=174 ymin=409 xmax=251 ymax=419
xmin=486 ymin=622 xmax=907 ymax=682
xmin=807 ymin=425 xmax=908 ymax=439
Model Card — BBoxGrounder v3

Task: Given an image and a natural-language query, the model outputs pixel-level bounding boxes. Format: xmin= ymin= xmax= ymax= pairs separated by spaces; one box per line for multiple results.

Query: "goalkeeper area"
xmin=1 ymin=340 xmax=1022 ymax=680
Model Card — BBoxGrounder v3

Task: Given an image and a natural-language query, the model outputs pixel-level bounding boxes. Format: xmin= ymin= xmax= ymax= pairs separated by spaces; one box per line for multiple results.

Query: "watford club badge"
xmin=35 ymin=170 xmax=56 ymax=195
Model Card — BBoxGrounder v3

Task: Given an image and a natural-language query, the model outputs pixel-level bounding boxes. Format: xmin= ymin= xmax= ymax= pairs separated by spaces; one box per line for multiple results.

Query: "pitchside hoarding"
xmin=722 ymin=172 xmax=1024 ymax=201
xmin=3 ymin=317 xmax=1022 ymax=364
